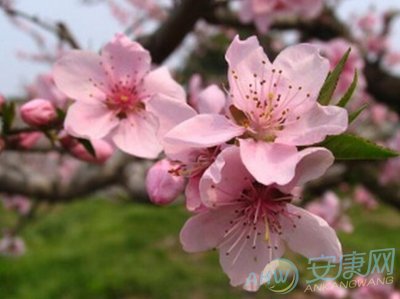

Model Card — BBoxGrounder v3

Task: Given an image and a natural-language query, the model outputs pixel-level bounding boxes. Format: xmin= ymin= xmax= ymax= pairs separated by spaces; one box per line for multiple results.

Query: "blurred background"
xmin=0 ymin=0 xmax=399 ymax=298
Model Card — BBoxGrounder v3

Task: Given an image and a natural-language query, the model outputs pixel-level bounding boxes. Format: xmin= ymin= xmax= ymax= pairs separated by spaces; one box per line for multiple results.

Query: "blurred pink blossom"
xmin=385 ymin=52 xmax=400 ymax=65
xmin=357 ymin=12 xmax=379 ymax=34
xmin=369 ymin=103 xmax=398 ymax=125
xmin=352 ymin=274 xmax=399 ymax=299
xmin=317 ymin=280 xmax=349 ymax=298
xmin=108 ymin=0 xmax=131 ymax=25
xmin=2 ymin=195 xmax=31 ymax=215
xmin=306 ymin=191 xmax=353 ymax=233
xmin=8 ymin=132 xmax=44 ymax=149
xmin=0 ymin=234 xmax=26 ymax=257
xmin=365 ymin=35 xmax=387 ymax=56
xmin=239 ymin=0 xmax=323 ymax=34
xmin=353 ymin=185 xmax=378 ymax=210
xmin=28 ymin=73 xmax=69 ymax=109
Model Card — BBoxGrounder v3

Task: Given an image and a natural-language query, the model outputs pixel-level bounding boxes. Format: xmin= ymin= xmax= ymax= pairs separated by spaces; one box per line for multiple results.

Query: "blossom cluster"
xmin=1 ymin=1 xmax=399 ymax=295
xmin=30 ymin=33 xmax=351 ymax=289
xmin=238 ymin=0 xmax=323 ymax=34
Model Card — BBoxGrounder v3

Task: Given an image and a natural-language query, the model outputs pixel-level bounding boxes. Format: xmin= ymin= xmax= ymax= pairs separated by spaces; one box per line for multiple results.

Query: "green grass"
xmin=0 ymin=198 xmax=398 ymax=299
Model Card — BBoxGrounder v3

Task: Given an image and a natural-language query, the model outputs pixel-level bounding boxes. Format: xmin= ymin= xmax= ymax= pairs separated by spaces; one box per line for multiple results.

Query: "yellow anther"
xmin=265 ymin=220 xmax=270 ymax=241
xmin=120 ymin=95 xmax=129 ymax=102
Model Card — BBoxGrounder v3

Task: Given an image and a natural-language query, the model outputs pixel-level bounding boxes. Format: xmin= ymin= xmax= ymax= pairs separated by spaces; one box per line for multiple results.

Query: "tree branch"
xmin=141 ymin=0 xmax=214 ymax=64
xmin=1 ymin=5 xmax=81 ymax=49
xmin=0 ymin=152 xmax=147 ymax=202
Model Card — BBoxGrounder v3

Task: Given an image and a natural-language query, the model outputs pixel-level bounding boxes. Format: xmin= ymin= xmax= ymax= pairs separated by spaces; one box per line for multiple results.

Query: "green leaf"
xmin=349 ymin=104 xmax=368 ymax=123
xmin=77 ymin=138 xmax=97 ymax=158
xmin=337 ymin=70 xmax=358 ymax=108
xmin=56 ymin=108 xmax=66 ymax=120
xmin=318 ymin=48 xmax=351 ymax=105
xmin=320 ymin=134 xmax=399 ymax=160
xmin=1 ymin=102 xmax=16 ymax=134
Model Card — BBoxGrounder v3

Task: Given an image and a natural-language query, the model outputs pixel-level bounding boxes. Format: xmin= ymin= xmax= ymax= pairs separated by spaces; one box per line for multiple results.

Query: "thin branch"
xmin=141 ymin=0 xmax=214 ymax=64
xmin=1 ymin=5 xmax=81 ymax=49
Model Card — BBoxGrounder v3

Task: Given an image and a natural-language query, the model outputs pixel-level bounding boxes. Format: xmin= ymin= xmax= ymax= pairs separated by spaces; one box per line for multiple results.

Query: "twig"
xmin=1 ymin=5 xmax=81 ymax=49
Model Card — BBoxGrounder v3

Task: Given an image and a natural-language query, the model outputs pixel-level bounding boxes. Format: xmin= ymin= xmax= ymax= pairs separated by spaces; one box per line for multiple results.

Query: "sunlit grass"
xmin=0 ymin=198 xmax=398 ymax=299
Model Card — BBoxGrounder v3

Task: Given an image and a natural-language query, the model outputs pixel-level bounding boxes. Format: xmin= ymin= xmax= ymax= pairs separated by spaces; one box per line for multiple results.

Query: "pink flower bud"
xmin=14 ymin=132 xmax=43 ymax=149
xmin=20 ymin=98 xmax=57 ymax=126
xmin=60 ymin=133 xmax=114 ymax=164
xmin=146 ymin=159 xmax=185 ymax=205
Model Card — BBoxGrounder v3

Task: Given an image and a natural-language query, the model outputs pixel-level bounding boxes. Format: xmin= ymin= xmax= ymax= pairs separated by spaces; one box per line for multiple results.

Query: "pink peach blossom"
xmin=357 ymin=12 xmax=379 ymax=34
xmin=239 ymin=0 xmax=323 ymax=34
xmin=369 ymin=103 xmax=398 ymax=125
xmin=0 ymin=234 xmax=26 ymax=257
xmin=161 ymin=80 xmax=227 ymax=212
xmin=188 ymin=74 xmax=203 ymax=107
xmin=317 ymin=280 xmax=349 ymax=299
xmin=352 ymin=274 xmax=399 ymax=299
xmin=188 ymin=74 xmax=227 ymax=114
xmin=9 ymin=132 xmax=43 ymax=149
xmin=54 ymin=33 xmax=191 ymax=158
xmin=20 ymin=98 xmax=57 ymax=127
xmin=166 ymin=36 xmax=347 ymax=187
xmin=384 ymin=52 xmax=400 ymax=66
xmin=108 ymin=0 xmax=131 ymax=25
xmin=2 ymin=195 xmax=31 ymax=215
xmin=353 ymin=185 xmax=378 ymax=210
xmin=306 ymin=191 xmax=353 ymax=233
xmin=167 ymin=145 xmax=222 ymax=212
xmin=145 ymin=159 xmax=186 ymax=205
xmin=28 ymin=73 xmax=69 ymax=108
xmin=365 ymin=35 xmax=387 ymax=56
xmin=180 ymin=147 xmax=341 ymax=290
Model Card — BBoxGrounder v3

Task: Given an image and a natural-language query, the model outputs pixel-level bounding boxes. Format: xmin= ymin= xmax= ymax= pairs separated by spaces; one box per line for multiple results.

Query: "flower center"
xmin=106 ymin=88 xmax=144 ymax=119
xmin=230 ymin=67 xmax=311 ymax=142
xmin=211 ymin=181 xmax=301 ymax=259
xmin=169 ymin=147 xmax=220 ymax=178
xmin=232 ymin=184 xmax=294 ymax=236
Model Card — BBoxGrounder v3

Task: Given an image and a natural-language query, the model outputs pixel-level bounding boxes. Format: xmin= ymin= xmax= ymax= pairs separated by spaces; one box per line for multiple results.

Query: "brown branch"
xmin=0 ymin=152 xmax=147 ymax=202
xmin=141 ymin=0 xmax=214 ymax=64
xmin=1 ymin=5 xmax=81 ymax=49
